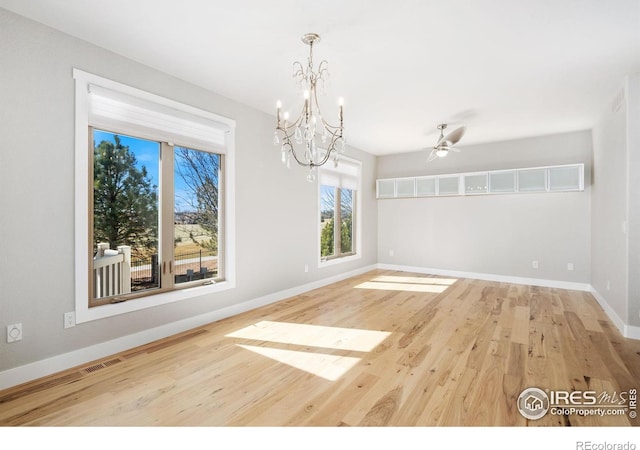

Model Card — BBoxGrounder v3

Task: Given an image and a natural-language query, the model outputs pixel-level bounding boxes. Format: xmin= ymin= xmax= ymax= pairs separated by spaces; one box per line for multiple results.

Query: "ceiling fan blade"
xmin=427 ymin=150 xmax=438 ymax=162
xmin=442 ymin=126 xmax=466 ymax=146
xmin=450 ymin=147 xmax=461 ymax=153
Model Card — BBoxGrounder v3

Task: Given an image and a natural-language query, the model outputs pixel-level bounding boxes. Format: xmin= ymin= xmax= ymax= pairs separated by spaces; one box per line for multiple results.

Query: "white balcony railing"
xmin=93 ymin=243 xmax=131 ymax=299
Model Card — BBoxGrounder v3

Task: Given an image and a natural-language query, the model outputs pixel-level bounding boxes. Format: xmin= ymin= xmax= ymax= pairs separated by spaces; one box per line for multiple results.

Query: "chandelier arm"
xmin=287 ymin=142 xmax=315 ymax=167
xmin=316 ymin=147 xmax=335 ymax=167
xmin=292 ymin=61 xmax=306 ymax=81
xmin=319 ymin=117 xmax=342 ymax=132
xmin=312 ymin=89 xmax=343 ymax=132
xmin=277 ymin=107 xmax=306 ymax=136
xmin=317 ymin=61 xmax=329 ymax=83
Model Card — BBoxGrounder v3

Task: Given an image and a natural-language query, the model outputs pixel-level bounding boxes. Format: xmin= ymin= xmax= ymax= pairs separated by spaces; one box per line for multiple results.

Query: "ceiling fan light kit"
xmin=427 ymin=123 xmax=466 ymax=163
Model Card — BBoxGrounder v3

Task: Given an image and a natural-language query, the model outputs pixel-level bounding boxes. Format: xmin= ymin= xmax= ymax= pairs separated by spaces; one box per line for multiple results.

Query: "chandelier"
xmin=274 ymin=33 xmax=345 ymax=182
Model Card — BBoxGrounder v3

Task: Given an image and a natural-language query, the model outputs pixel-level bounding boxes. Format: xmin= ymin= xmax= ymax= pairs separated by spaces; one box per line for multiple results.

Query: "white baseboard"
xmin=3 ymin=263 xmax=638 ymax=391
xmin=588 ymin=287 xmax=627 ymax=335
xmin=0 ymin=264 xmax=378 ymax=391
xmin=589 ymin=287 xmax=640 ymax=340
xmin=376 ymin=263 xmax=592 ymax=292
xmin=377 ymin=263 xmax=640 ymax=341
xmin=625 ymin=324 xmax=640 ymax=340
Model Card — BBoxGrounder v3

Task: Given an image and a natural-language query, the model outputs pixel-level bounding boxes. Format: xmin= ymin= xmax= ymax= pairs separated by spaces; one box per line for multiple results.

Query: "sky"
xmin=93 ymin=129 xmax=194 ymax=212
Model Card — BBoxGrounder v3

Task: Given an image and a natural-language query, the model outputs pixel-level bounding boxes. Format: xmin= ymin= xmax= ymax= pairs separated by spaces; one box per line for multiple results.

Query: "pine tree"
xmin=93 ymin=136 xmax=158 ymax=257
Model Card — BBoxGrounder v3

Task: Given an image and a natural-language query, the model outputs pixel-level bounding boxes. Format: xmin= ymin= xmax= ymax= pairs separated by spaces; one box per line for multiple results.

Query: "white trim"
xmin=317 ymin=154 xmax=362 ymax=268
xmin=379 ymin=263 xmax=640 ymax=340
xmin=624 ymin=324 xmax=640 ymax=340
xmin=319 ymin=253 xmax=362 ymax=268
xmin=376 ymin=263 xmax=591 ymax=292
xmin=73 ymin=68 xmax=237 ymax=323
xmin=588 ymin=287 xmax=627 ymax=335
xmin=74 ymin=69 xmax=235 ymax=130
xmin=589 ymin=286 xmax=640 ymax=340
xmin=0 ymin=264 xmax=377 ymax=391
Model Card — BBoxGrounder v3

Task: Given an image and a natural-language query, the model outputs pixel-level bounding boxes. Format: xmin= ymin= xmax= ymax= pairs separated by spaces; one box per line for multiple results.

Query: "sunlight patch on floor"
xmin=226 ymin=321 xmax=391 ymax=352
xmin=227 ymin=321 xmax=392 ymax=381
xmin=354 ymin=281 xmax=447 ymax=293
xmin=354 ymin=275 xmax=458 ymax=293
xmin=237 ymin=344 xmax=361 ymax=381
xmin=370 ymin=275 xmax=458 ymax=286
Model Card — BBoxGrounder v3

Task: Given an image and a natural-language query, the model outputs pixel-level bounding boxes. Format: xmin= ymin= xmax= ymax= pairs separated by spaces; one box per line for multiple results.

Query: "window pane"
xmin=396 ymin=179 xmax=415 ymax=197
xmin=416 ymin=177 xmax=436 ymax=196
xmin=549 ymin=165 xmax=581 ymax=191
xmin=174 ymin=147 xmax=220 ymax=284
xmin=489 ymin=171 xmax=516 ymax=193
xmin=377 ymin=179 xmax=395 ymax=198
xmin=464 ymin=174 xmax=487 ymax=194
xmin=92 ymin=130 xmax=159 ymax=299
xmin=340 ymin=189 xmax=354 ymax=254
xmin=438 ymin=176 xmax=460 ymax=195
xmin=518 ymin=168 xmax=546 ymax=191
xmin=320 ymin=185 xmax=335 ymax=259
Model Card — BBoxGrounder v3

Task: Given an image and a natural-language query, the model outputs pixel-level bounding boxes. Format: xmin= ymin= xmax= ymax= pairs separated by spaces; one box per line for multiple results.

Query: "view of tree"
xmin=321 ymin=218 xmax=334 ymax=257
xmin=93 ymin=135 xmax=158 ymax=257
xmin=174 ymin=147 xmax=220 ymax=252
xmin=320 ymin=187 xmax=353 ymax=258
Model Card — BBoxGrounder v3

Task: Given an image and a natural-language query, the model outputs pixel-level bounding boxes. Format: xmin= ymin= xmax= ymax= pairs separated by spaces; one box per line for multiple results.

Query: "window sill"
xmin=75 ymin=279 xmax=235 ymax=324
xmin=318 ymin=253 xmax=361 ymax=269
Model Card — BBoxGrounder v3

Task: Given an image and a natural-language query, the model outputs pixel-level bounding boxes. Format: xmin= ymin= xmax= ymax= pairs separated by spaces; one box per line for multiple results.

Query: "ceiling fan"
xmin=427 ymin=123 xmax=466 ymax=162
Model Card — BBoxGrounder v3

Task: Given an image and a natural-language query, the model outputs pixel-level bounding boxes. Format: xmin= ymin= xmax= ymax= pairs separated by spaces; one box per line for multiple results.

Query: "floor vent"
xmin=102 ymin=358 xmax=122 ymax=367
xmin=83 ymin=363 xmax=106 ymax=374
xmin=82 ymin=357 xmax=123 ymax=374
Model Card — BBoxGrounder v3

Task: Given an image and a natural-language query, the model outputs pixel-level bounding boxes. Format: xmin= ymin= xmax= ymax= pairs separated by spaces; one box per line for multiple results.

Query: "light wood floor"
xmin=1 ymin=270 xmax=639 ymax=426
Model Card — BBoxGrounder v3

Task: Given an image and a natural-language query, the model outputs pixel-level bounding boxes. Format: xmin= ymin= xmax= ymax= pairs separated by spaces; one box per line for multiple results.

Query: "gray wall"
xmin=591 ymin=86 xmax=629 ymax=324
xmin=627 ymin=75 xmax=640 ymax=327
xmin=592 ymin=74 xmax=640 ymax=328
xmin=377 ymin=131 xmax=593 ymax=283
xmin=0 ymin=9 xmax=378 ymax=372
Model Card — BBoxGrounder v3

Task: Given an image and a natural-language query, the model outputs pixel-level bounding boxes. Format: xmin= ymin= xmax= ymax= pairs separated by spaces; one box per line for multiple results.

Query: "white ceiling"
xmin=1 ymin=0 xmax=639 ymax=155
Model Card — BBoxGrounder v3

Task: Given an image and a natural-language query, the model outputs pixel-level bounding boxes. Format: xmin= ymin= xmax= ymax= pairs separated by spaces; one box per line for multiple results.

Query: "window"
xmin=74 ymin=69 xmax=235 ymax=322
xmin=376 ymin=164 xmax=584 ymax=198
xmin=318 ymin=156 xmax=361 ymax=265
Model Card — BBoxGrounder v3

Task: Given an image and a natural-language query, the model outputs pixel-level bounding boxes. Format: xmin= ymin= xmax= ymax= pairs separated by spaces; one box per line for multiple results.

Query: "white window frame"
xmin=317 ymin=155 xmax=362 ymax=268
xmin=73 ymin=69 xmax=236 ymax=324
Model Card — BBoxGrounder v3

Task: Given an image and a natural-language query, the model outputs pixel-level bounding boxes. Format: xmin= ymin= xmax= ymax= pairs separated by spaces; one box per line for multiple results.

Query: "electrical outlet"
xmin=606 ymin=280 xmax=611 ymax=291
xmin=389 ymin=249 xmax=394 ymax=257
xmin=64 ymin=312 xmax=76 ymax=329
xmin=304 ymin=264 xmax=309 ymax=273
xmin=532 ymin=260 xmax=539 ymax=269
xmin=7 ymin=323 xmax=22 ymax=343
xmin=567 ymin=263 xmax=574 ymax=271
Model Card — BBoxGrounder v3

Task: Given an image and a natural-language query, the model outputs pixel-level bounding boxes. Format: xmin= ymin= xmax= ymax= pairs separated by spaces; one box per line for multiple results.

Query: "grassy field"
xmin=174 ymin=224 xmax=215 ymax=255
